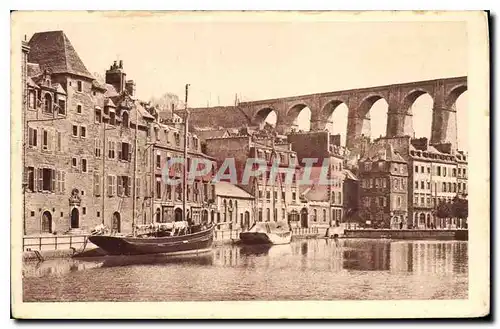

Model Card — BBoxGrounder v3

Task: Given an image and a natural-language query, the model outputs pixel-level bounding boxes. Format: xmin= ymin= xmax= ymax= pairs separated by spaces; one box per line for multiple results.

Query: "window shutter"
xmin=33 ymin=167 xmax=37 ymax=191
xmin=51 ymin=169 xmax=56 ymax=191
xmin=118 ymin=143 xmax=122 ymax=160
xmin=113 ymin=176 xmax=117 ymax=195
xmin=94 ymin=172 xmax=99 ymax=196
xmin=127 ymin=176 xmax=131 ymax=196
xmin=128 ymin=144 xmax=132 ymax=162
xmin=117 ymin=176 xmax=123 ymax=196
xmin=28 ymin=128 xmax=33 ymax=146
xmin=55 ymin=171 xmax=60 ymax=193
xmin=37 ymin=168 xmax=43 ymax=191
xmin=107 ymin=175 xmax=112 ymax=196
xmin=48 ymin=130 xmax=53 ymax=151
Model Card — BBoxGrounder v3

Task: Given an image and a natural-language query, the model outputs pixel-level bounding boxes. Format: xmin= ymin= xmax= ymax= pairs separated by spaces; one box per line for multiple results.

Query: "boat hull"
xmin=89 ymin=226 xmax=214 ymax=256
xmin=239 ymin=231 xmax=292 ymax=245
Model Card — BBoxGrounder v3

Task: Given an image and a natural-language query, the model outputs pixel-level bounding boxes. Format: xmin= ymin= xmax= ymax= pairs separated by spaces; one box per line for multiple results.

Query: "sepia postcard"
xmin=10 ymin=10 xmax=490 ymax=319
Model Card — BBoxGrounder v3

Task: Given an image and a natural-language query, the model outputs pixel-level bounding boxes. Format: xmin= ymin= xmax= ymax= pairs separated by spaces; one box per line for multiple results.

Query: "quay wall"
xmin=344 ymin=229 xmax=468 ymax=241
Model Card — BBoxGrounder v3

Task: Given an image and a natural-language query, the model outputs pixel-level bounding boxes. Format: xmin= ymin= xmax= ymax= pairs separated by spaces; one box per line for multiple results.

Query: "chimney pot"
xmin=119 ymin=60 xmax=123 ymax=68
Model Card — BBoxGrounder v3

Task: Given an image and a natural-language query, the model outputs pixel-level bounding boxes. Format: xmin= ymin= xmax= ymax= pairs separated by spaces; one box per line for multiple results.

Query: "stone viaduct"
xmin=188 ymin=76 xmax=467 ymax=150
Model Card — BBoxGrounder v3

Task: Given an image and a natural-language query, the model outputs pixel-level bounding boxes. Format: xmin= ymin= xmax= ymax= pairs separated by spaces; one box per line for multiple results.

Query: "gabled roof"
xmin=215 ymin=181 xmax=254 ymax=199
xmin=344 ymin=169 xmax=358 ymax=181
xmin=105 ymin=84 xmax=119 ymax=98
xmin=104 ymin=98 xmax=116 ymax=108
xmin=188 ymin=106 xmax=251 ymax=128
xmin=27 ymin=77 xmax=39 ymax=88
xmin=27 ymin=63 xmax=41 ymax=77
xmin=52 ymin=83 xmax=67 ymax=95
xmin=28 ymin=31 xmax=94 ymax=79
xmin=194 ymin=129 xmax=230 ymax=141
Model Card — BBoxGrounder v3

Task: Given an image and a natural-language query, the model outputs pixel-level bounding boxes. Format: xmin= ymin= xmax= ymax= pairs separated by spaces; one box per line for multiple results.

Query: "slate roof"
xmin=215 ymin=181 xmax=254 ymax=199
xmin=105 ymin=84 xmax=119 ymax=98
xmin=194 ymin=129 xmax=230 ymax=141
xmin=360 ymin=143 xmax=406 ymax=163
xmin=344 ymin=169 xmax=358 ymax=181
xmin=28 ymin=31 xmax=94 ymax=79
xmin=188 ymin=106 xmax=251 ymax=128
xmin=27 ymin=63 xmax=41 ymax=77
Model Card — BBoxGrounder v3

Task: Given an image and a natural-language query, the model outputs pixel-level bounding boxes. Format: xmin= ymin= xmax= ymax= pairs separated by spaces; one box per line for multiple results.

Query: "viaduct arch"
xmin=188 ymin=76 xmax=467 ymax=150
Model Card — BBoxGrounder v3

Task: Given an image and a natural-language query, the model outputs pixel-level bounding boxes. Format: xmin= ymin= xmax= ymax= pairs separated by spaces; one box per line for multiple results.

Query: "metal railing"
xmin=214 ymin=229 xmax=241 ymax=241
xmin=292 ymin=227 xmax=319 ymax=236
xmin=23 ymin=234 xmax=92 ymax=252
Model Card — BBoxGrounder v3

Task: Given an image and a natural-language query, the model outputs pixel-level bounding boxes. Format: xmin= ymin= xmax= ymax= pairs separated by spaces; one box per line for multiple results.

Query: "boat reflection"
xmin=23 ymin=259 xmax=104 ymax=278
xmin=239 ymin=244 xmax=272 ymax=256
xmin=98 ymin=251 xmax=215 ymax=268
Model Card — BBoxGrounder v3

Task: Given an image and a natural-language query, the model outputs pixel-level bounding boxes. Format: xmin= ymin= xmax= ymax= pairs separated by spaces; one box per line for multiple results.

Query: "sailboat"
xmin=89 ymin=84 xmax=216 ymax=256
xmin=239 ymin=134 xmax=292 ymax=246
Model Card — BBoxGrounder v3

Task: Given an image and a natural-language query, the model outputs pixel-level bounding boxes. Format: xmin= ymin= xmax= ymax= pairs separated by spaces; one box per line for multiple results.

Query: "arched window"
xmin=122 ymin=111 xmax=129 ymax=128
xmin=44 ymin=93 xmax=52 ymax=113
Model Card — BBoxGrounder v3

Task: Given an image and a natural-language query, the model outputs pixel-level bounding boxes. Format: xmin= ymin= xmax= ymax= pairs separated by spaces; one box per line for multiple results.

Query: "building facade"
xmin=373 ymin=136 xmax=469 ymax=229
xmin=22 ymin=31 xmax=217 ymax=236
xmin=202 ymin=126 xmax=303 ymax=227
xmin=287 ymin=131 xmax=346 ymax=228
xmin=358 ymin=143 xmax=409 ymax=229
xmin=148 ymin=111 xmax=218 ymax=227
xmin=214 ymin=181 xmax=254 ymax=231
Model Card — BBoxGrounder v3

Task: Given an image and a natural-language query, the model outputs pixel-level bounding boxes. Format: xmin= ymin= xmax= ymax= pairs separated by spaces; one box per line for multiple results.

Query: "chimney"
xmin=125 ymin=80 xmax=136 ymax=96
xmin=105 ymin=60 xmax=126 ymax=93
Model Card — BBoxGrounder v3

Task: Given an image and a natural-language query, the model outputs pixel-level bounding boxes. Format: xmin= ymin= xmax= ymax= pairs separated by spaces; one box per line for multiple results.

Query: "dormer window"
xmin=43 ymin=93 xmax=52 ymax=113
xmin=28 ymin=91 xmax=35 ymax=109
xmin=110 ymin=112 xmax=116 ymax=125
xmin=122 ymin=111 xmax=129 ymax=128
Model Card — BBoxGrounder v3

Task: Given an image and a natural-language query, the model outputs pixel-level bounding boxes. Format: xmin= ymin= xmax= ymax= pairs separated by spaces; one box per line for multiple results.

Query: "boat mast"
xmin=132 ymin=101 xmax=139 ymax=236
xmin=183 ymin=84 xmax=190 ymax=223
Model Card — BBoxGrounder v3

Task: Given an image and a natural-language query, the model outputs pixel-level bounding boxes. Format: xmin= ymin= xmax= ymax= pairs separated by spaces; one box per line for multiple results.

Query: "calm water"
xmin=23 ymin=239 xmax=468 ymax=301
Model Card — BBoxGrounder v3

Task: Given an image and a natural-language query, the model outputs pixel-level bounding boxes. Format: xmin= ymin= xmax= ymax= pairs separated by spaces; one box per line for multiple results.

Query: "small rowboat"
xmin=239 ymin=221 xmax=292 ymax=245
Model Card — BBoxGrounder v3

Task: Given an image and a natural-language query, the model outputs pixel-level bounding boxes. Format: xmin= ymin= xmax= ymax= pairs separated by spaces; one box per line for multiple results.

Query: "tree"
xmin=149 ymin=92 xmax=183 ymax=112
xmin=452 ymin=197 xmax=468 ymax=219
xmin=436 ymin=201 xmax=453 ymax=219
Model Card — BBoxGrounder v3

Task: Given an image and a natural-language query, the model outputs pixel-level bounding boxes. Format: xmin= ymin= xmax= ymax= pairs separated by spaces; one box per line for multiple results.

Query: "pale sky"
xmin=16 ymin=12 xmax=468 ymax=150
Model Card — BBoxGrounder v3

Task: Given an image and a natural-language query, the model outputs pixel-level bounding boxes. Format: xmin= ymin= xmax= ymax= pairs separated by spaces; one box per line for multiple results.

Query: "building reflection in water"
xmin=212 ymin=239 xmax=467 ymax=275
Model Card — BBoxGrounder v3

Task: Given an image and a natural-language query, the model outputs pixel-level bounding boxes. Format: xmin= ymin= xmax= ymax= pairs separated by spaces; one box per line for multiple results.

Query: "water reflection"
xmin=210 ymin=239 xmax=468 ymax=275
xmin=23 ymin=239 xmax=468 ymax=301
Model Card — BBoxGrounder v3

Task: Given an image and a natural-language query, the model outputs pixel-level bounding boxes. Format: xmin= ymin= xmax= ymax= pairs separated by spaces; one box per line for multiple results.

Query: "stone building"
xmin=214 ymin=181 xmax=254 ymax=231
xmin=372 ymin=136 xmax=468 ymax=229
xmin=358 ymin=142 xmax=409 ymax=229
xmin=342 ymin=168 xmax=360 ymax=228
xmin=408 ymin=138 xmax=466 ymax=229
xmin=147 ymin=108 xmax=218 ymax=226
xmin=201 ymin=126 xmax=303 ymax=227
xmin=22 ymin=31 xmax=155 ymax=235
xmin=22 ymin=30 xmax=217 ymax=236
xmin=287 ymin=131 xmax=346 ymax=228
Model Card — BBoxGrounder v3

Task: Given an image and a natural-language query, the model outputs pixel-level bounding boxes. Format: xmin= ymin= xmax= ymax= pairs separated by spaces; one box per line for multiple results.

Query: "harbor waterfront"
xmin=23 ymin=239 xmax=468 ymax=302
